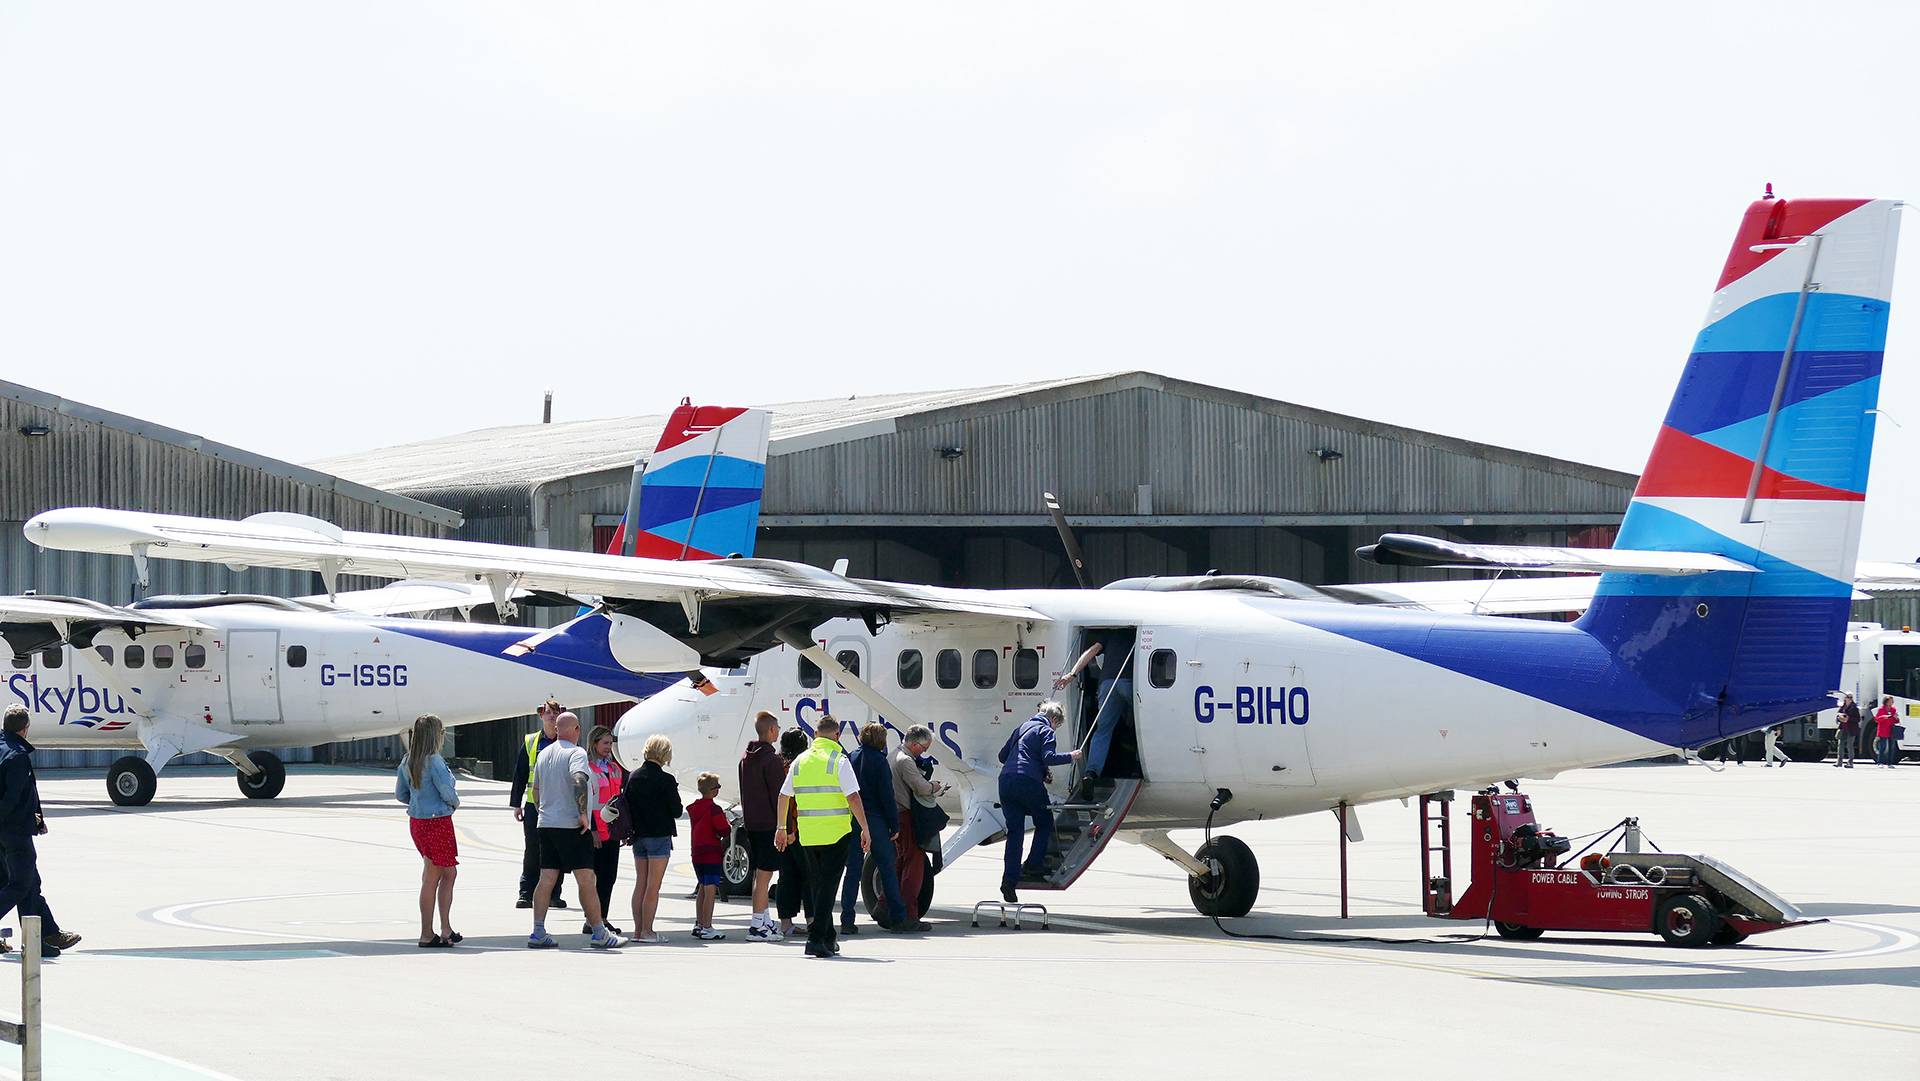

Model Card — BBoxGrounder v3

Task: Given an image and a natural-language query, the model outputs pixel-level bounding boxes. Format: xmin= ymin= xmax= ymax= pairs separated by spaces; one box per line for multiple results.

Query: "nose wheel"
xmin=1188 ymin=835 xmax=1259 ymax=918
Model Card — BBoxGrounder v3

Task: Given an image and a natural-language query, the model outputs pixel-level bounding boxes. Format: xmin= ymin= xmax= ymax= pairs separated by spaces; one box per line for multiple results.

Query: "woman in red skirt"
xmin=396 ymin=714 xmax=463 ymax=947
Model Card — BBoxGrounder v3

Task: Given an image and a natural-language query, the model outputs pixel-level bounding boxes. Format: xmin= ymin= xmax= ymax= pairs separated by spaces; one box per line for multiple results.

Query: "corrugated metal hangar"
xmin=1 ymin=379 xmax=461 ymax=766
xmin=317 ymin=371 xmax=1639 ymax=590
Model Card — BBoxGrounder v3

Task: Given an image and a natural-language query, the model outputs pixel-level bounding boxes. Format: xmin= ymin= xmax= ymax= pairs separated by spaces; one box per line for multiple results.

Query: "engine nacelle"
xmin=606 ymin=613 xmax=702 ymax=672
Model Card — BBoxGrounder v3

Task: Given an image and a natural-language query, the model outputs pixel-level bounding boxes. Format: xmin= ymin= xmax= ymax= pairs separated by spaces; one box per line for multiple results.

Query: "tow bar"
xmin=1421 ymin=787 xmax=1822 ymax=947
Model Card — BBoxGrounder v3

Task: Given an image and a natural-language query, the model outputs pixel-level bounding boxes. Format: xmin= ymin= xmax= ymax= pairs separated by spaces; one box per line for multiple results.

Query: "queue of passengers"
xmin=394 ymin=701 xmax=947 ymax=956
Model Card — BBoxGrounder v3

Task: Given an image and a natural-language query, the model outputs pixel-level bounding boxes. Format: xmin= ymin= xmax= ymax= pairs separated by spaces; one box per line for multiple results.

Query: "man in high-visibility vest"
xmin=774 ymin=716 xmax=872 ymax=958
xmin=508 ymin=700 xmax=567 ymax=910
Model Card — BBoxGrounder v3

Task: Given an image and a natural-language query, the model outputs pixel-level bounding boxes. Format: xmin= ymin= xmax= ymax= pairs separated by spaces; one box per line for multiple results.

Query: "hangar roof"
xmin=2 ymin=380 xmax=462 ymax=528
xmin=313 ymin=371 xmax=1634 ymax=498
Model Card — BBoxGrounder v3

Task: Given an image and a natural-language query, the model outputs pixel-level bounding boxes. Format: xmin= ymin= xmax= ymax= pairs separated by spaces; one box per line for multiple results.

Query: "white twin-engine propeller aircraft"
xmin=0 ymin=400 xmax=772 ymax=806
xmin=20 ymin=193 xmax=1910 ymax=919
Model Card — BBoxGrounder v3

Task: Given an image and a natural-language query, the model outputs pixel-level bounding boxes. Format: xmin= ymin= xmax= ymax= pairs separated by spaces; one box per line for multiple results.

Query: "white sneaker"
xmin=748 ymin=925 xmax=776 ymax=942
xmin=591 ymin=930 xmax=626 ymax=950
xmin=692 ymin=927 xmax=726 ymax=941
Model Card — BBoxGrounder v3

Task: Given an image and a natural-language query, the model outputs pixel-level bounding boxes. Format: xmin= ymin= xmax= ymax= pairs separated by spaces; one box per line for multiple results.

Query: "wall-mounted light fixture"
xmin=17 ymin=424 xmax=50 ymax=438
xmin=936 ymin=446 xmax=965 ymax=461
xmin=1311 ymin=447 xmax=1343 ymax=462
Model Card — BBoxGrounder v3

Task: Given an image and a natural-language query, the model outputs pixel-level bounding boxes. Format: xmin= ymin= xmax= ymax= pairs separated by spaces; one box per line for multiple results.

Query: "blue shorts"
xmin=694 ymin=862 xmax=723 ymax=887
xmin=634 ymin=836 xmax=672 ymax=860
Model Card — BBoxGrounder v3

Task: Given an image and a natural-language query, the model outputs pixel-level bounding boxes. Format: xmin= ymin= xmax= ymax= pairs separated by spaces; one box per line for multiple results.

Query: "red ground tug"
xmin=1420 ymin=787 xmax=1819 ymax=947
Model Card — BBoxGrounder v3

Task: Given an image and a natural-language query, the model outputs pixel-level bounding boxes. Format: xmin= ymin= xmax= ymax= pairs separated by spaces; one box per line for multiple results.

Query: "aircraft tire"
xmin=1494 ymin=920 xmax=1544 ymax=940
xmin=237 ymin=752 xmax=286 ymax=800
xmin=1188 ymin=836 xmax=1259 ymax=918
xmin=108 ymin=756 xmax=157 ymax=807
xmin=718 ymin=828 xmax=753 ymax=901
xmin=1655 ymin=892 xmax=1722 ymax=947
xmin=860 ymin=850 xmax=935 ymax=929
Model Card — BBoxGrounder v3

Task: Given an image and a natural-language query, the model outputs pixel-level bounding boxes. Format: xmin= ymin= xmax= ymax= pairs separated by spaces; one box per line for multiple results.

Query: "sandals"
xmin=417 ymin=933 xmax=461 ymax=948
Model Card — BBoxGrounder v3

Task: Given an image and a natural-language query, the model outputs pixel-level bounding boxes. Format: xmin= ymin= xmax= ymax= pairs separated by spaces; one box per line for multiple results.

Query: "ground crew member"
xmin=773 ymin=716 xmax=871 ymax=958
xmin=0 ymin=707 xmax=77 ymax=958
xmin=509 ymin=700 xmax=567 ymax=909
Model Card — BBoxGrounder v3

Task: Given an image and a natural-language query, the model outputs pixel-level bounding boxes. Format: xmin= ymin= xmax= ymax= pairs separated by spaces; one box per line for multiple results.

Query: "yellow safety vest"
xmin=792 ymin=738 xmax=853 ymax=846
xmin=522 ymin=732 xmax=541 ymax=805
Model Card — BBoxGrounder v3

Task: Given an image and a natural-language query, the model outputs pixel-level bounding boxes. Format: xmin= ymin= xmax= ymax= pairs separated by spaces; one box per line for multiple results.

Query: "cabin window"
xmin=934 ymin=649 xmax=962 ymax=689
xmin=1149 ymin=648 xmax=1178 ymax=688
xmin=184 ymin=644 xmax=207 ymax=670
xmin=8 ymin=654 xmax=28 ymax=670
xmin=95 ymin=644 xmax=114 ymax=665
xmin=286 ymin=645 xmax=308 ymax=668
xmin=40 ymin=647 xmax=62 ymax=670
xmin=1012 ymin=647 xmax=1040 ymax=689
xmin=152 ymin=644 xmax=175 ymax=670
xmin=972 ymin=649 xmax=999 ymax=689
xmin=124 ymin=644 xmax=146 ymax=669
xmin=835 ymin=650 xmax=860 ymax=682
xmin=897 ymin=650 xmax=923 ymax=690
xmin=798 ymin=654 xmax=822 ymax=689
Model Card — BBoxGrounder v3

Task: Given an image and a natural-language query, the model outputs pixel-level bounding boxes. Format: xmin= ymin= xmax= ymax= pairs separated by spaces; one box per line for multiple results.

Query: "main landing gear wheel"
xmin=236 ymin=751 xmax=286 ymax=800
xmin=1494 ymin=921 xmax=1544 ymax=940
xmin=1655 ymin=892 xmax=1722 ymax=948
xmin=107 ymin=756 xmax=157 ymax=807
xmin=1188 ymin=836 xmax=1259 ymax=918
xmin=718 ymin=830 xmax=753 ymax=901
xmin=861 ymin=850 xmax=936 ymax=929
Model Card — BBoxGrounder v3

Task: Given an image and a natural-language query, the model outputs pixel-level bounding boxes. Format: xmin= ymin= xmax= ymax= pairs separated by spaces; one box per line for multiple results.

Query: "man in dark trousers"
xmin=773 ymin=716 xmax=871 ymax=958
xmin=738 ymin=712 xmax=787 ymax=941
xmin=1835 ymin=693 xmax=1860 ymax=768
xmin=0 ymin=707 xmax=78 ymax=957
xmin=509 ymin=701 xmax=567 ymax=909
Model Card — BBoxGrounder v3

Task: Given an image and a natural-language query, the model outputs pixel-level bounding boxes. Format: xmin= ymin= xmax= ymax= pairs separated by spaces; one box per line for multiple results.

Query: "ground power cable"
xmin=1197 ymin=790 xmax=1502 ymax=947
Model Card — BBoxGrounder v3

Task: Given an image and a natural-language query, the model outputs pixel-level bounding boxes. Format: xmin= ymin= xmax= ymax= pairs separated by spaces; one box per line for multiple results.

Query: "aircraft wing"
xmin=24 ymin=509 xmax=1046 ymax=633
xmin=1357 ymin=533 xmax=1759 ymax=576
xmin=1855 ymin=561 xmax=1920 ymax=593
xmin=0 ymin=594 xmax=211 ymax=659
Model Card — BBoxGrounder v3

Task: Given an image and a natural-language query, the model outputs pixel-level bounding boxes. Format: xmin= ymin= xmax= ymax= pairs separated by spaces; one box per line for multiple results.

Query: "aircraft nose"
xmin=614 ymin=680 xmax=721 ymax=772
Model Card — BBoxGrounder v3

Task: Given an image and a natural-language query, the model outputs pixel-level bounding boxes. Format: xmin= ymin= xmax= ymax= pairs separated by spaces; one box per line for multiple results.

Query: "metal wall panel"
xmin=761 ymin=385 xmax=1635 ymax=520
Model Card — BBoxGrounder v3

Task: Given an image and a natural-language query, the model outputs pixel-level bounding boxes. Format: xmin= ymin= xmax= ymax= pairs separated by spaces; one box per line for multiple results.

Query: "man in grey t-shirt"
xmin=528 ymin=713 xmax=622 ymax=949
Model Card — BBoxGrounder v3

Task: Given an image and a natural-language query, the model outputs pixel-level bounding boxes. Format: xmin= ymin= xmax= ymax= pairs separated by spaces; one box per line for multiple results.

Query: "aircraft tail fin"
xmin=1578 ymin=192 xmax=1901 ymax=742
xmin=603 ymin=400 xmax=771 ymax=561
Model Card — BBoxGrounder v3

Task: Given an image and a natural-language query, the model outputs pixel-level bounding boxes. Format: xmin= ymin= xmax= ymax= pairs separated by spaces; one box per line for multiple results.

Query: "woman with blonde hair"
xmin=623 ymin=733 xmax=683 ymax=944
xmin=395 ymin=714 xmax=462 ymax=947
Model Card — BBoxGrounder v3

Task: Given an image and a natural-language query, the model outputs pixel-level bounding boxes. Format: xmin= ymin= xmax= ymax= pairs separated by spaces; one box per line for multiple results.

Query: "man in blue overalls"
xmin=1056 ymin=629 xmax=1136 ymax=779
xmin=996 ymin=701 xmax=1078 ymax=903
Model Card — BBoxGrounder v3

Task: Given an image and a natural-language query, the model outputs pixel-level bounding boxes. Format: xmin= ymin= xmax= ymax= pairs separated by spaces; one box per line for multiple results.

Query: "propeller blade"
xmin=1044 ymin=491 xmax=1090 ymax=589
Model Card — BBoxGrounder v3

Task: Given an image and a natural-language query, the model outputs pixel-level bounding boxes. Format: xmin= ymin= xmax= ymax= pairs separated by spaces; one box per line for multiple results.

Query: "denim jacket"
xmin=396 ymin=754 xmax=460 ymax=818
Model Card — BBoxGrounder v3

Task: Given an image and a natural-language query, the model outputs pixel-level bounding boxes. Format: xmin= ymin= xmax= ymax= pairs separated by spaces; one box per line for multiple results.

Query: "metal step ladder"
xmin=1419 ymin=791 xmax=1455 ymax=916
xmin=1015 ymin=778 xmax=1143 ymax=891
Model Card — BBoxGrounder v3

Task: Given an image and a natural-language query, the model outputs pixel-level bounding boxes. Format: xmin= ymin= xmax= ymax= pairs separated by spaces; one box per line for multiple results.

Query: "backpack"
xmin=599 ymin=792 xmax=634 ymax=846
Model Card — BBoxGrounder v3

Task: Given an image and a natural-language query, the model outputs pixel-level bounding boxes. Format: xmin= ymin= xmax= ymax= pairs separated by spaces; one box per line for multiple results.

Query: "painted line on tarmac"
xmin=142 ymin=889 xmax=525 ymax=954
xmin=1016 ymin=910 xmax=1920 ymax=1035
xmin=0 ymin=1023 xmax=250 ymax=1081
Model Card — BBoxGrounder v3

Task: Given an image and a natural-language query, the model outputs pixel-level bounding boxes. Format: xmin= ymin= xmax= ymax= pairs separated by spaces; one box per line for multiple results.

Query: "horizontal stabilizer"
xmin=1357 ymin=534 xmax=1759 ymax=576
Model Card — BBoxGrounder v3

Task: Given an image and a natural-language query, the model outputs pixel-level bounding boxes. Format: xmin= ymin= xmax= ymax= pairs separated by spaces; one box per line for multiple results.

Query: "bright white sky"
xmin=5 ymin=3 xmax=1920 ymax=557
